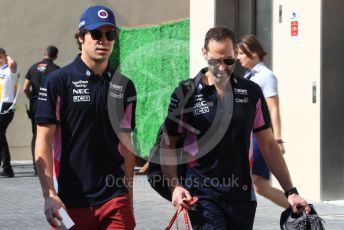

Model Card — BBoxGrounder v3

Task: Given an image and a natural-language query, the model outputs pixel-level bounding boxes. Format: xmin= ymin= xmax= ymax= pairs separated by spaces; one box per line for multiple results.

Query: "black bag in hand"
xmin=146 ymin=127 xmax=187 ymax=201
xmin=147 ymin=79 xmax=195 ymax=201
xmin=280 ymin=204 xmax=325 ymax=230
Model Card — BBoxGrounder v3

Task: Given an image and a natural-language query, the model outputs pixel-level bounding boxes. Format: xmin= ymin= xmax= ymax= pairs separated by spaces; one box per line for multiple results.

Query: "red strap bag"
xmin=165 ymin=196 xmax=199 ymax=230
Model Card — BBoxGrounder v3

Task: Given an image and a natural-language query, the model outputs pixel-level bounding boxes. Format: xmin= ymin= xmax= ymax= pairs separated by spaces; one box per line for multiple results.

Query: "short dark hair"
xmin=0 ymin=48 xmax=6 ymax=55
xmin=74 ymin=29 xmax=88 ymax=51
xmin=74 ymin=27 xmax=120 ymax=51
xmin=204 ymin=27 xmax=237 ymax=51
xmin=46 ymin=46 xmax=58 ymax=59
xmin=238 ymin=35 xmax=267 ymax=61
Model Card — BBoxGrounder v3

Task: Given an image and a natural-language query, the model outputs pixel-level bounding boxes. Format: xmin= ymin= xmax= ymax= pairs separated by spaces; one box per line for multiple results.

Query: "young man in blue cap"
xmin=35 ymin=5 xmax=136 ymax=229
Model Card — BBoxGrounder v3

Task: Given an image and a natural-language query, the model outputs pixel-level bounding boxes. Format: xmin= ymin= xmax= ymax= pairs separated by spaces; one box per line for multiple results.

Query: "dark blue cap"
xmin=79 ymin=5 xmax=116 ymax=30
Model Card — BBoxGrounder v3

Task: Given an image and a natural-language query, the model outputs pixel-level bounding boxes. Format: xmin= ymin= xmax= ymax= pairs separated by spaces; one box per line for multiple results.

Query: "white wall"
xmin=272 ymin=0 xmax=322 ymax=201
xmin=189 ymin=0 xmax=215 ymax=78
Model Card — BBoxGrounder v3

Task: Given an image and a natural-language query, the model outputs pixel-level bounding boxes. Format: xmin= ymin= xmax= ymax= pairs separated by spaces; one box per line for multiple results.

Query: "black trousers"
xmin=29 ymin=99 xmax=37 ymax=172
xmin=188 ymin=197 xmax=257 ymax=230
xmin=0 ymin=103 xmax=14 ymax=169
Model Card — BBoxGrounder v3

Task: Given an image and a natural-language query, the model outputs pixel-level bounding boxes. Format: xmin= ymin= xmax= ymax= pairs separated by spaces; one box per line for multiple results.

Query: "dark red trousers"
xmin=53 ymin=194 xmax=135 ymax=230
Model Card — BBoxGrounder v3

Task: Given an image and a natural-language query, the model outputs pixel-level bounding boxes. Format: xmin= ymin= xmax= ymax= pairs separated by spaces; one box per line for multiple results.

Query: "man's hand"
xmin=287 ymin=193 xmax=311 ymax=215
xmin=6 ymin=56 xmax=17 ymax=73
xmin=44 ymin=194 xmax=65 ymax=227
xmin=171 ymin=185 xmax=193 ymax=210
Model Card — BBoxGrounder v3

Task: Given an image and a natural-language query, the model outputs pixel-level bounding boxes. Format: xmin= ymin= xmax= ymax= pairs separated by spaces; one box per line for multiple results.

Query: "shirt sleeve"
xmin=25 ymin=66 xmax=33 ymax=81
xmin=35 ymin=72 xmax=62 ymax=125
xmin=119 ymin=79 xmax=136 ymax=132
xmin=261 ymin=73 xmax=278 ymax=98
xmin=253 ymin=85 xmax=271 ymax=132
xmin=163 ymin=85 xmax=188 ymax=137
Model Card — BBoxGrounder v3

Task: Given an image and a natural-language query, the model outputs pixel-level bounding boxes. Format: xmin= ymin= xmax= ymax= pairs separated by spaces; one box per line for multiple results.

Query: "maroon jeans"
xmin=53 ymin=194 xmax=135 ymax=230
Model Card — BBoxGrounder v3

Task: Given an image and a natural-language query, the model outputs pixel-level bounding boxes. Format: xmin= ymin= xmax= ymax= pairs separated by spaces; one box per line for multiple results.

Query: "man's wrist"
xmin=43 ymin=190 xmax=57 ymax=198
xmin=275 ymin=139 xmax=284 ymax=144
xmin=170 ymin=181 xmax=182 ymax=192
xmin=284 ymin=187 xmax=299 ymax=198
xmin=123 ymin=177 xmax=133 ymax=188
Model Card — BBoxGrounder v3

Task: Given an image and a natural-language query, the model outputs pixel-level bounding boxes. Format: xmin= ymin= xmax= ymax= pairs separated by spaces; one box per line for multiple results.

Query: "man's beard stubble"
xmin=208 ymin=64 xmax=235 ymax=84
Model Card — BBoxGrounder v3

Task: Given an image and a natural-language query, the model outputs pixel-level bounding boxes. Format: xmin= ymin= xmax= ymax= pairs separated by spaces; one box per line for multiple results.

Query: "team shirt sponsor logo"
xmin=38 ymin=87 xmax=48 ymax=101
xmin=234 ymin=88 xmax=248 ymax=95
xmin=73 ymin=95 xmax=90 ymax=102
xmin=72 ymin=80 xmax=88 ymax=88
xmin=168 ymin=97 xmax=179 ymax=112
xmin=234 ymin=88 xmax=249 ymax=103
xmin=109 ymin=82 xmax=124 ymax=99
xmin=72 ymin=80 xmax=90 ymax=102
xmin=194 ymin=94 xmax=210 ymax=116
xmin=109 ymin=92 xmax=123 ymax=99
xmin=73 ymin=88 xmax=89 ymax=94
xmin=235 ymin=97 xmax=249 ymax=103
xmin=37 ymin=64 xmax=48 ymax=72
xmin=109 ymin=82 xmax=122 ymax=91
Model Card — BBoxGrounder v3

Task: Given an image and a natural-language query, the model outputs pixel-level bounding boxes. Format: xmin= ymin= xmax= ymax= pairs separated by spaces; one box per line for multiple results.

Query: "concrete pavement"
xmin=0 ymin=162 xmax=343 ymax=229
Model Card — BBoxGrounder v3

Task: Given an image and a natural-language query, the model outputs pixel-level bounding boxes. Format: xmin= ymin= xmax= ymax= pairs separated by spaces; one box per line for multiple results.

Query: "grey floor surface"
xmin=0 ymin=163 xmax=343 ymax=229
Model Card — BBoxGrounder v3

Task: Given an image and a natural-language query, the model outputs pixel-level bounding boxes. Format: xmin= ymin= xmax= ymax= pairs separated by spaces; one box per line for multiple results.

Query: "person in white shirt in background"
xmin=237 ymin=35 xmax=289 ymax=208
xmin=0 ymin=47 xmax=19 ymax=178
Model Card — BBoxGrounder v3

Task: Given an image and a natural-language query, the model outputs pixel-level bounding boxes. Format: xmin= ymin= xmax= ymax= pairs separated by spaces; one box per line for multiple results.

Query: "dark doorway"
xmin=215 ymin=0 xmax=272 ymax=75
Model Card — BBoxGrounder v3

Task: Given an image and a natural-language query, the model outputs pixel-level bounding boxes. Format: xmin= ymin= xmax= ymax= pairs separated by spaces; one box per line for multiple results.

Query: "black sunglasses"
xmin=208 ymin=58 xmax=236 ymax=66
xmin=89 ymin=29 xmax=116 ymax=41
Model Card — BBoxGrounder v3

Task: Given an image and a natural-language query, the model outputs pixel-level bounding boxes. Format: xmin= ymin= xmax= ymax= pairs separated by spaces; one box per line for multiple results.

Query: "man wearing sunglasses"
xmin=35 ymin=5 xmax=136 ymax=229
xmin=160 ymin=27 xmax=310 ymax=229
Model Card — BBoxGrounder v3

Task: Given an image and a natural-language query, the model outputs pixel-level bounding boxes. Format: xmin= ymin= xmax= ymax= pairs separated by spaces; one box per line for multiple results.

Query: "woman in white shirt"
xmin=237 ymin=35 xmax=289 ymax=208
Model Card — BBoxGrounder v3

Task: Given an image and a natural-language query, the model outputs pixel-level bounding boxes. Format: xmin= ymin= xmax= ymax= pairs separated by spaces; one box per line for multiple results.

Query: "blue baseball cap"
xmin=79 ymin=5 xmax=116 ymax=30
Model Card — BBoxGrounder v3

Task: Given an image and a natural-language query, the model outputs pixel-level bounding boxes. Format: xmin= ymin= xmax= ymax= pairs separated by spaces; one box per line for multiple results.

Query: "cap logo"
xmin=79 ymin=21 xmax=85 ymax=28
xmin=98 ymin=9 xmax=108 ymax=19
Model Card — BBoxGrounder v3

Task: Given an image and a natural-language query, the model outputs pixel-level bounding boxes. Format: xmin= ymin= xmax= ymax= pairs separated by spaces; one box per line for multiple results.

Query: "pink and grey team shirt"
xmin=35 ymin=55 xmax=136 ymax=208
xmin=163 ymin=68 xmax=271 ymax=201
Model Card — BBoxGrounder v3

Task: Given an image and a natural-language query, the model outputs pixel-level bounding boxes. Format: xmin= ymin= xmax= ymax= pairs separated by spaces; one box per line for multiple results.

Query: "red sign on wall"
xmin=291 ymin=21 xmax=298 ymax=37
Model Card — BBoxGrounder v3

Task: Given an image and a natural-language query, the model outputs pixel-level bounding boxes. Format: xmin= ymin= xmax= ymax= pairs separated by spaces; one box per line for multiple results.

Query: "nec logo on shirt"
xmin=73 ymin=89 xmax=89 ymax=94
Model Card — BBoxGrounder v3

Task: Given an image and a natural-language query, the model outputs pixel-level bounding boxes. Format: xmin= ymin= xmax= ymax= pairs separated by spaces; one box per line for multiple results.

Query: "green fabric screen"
xmin=110 ymin=19 xmax=190 ymax=158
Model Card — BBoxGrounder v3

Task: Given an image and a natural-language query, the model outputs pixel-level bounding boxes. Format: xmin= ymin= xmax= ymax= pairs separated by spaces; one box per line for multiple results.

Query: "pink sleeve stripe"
xmin=249 ymin=132 xmax=253 ymax=169
xmin=55 ymin=96 xmax=61 ymax=121
xmin=183 ymin=130 xmax=198 ymax=156
xmin=254 ymin=98 xmax=265 ymax=129
xmin=120 ymin=102 xmax=133 ymax=129
xmin=53 ymin=96 xmax=61 ymax=177
xmin=53 ymin=125 xmax=61 ymax=177
xmin=177 ymin=109 xmax=184 ymax=134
